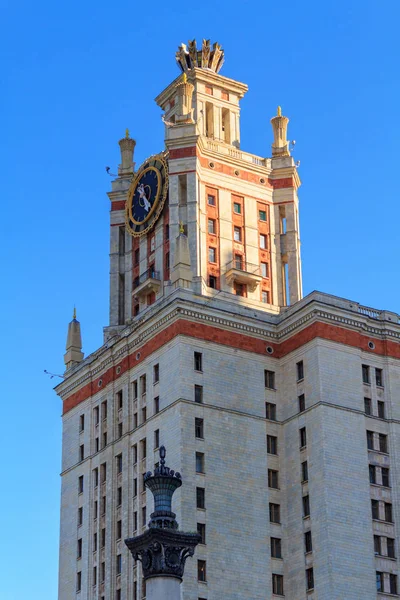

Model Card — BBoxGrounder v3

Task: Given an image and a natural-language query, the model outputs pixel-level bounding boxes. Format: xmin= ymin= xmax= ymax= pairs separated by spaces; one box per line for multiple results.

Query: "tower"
xmin=57 ymin=39 xmax=400 ymax=600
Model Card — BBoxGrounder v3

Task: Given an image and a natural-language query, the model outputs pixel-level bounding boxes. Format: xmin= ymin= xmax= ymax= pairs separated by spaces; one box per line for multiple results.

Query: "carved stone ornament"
xmin=176 ymin=39 xmax=225 ymax=74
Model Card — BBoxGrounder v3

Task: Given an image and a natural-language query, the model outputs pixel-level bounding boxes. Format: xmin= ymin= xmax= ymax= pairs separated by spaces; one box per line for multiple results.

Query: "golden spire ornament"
xmin=73 ymin=306 xmax=77 ymax=320
xmin=125 ymin=128 xmax=130 ymax=138
xmin=277 ymin=106 xmax=282 ymax=117
xmin=179 ymin=222 xmax=185 ymax=234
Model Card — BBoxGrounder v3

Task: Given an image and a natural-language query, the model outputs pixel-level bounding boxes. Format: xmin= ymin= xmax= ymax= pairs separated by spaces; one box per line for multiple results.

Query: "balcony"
xmin=132 ymin=268 xmax=161 ymax=299
xmin=224 ymin=259 xmax=262 ymax=293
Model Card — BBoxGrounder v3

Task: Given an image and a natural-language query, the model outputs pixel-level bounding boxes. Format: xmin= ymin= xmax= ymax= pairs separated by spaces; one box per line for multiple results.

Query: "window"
xmin=379 ymin=433 xmax=388 ymax=453
xmin=195 ymin=418 xmax=204 ymax=439
xmin=267 ymin=435 xmax=278 ymax=455
xmin=362 ymin=364 xmax=370 ymax=384
xmin=133 ymin=444 xmax=138 ymax=464
xmin=93 ymin=532 xmax=97 ymax=552
xmin=303 ymin=495 xmax=310 ymax=517
xmin=298 ymin=394 xmax=305 ymax=413
xmin=268 ymin=469 xmax=279 ymax=489
xmin=152 ymin=364 xmax=159 ymax=384
xmin=266 ymin=402 xmax=277 ymax=420
xmin=259 ymin=210 xmax=267 ymax=222
xmin=165 ymin=224 xmax=169 ymax=241
xmin=374 ymin=535 xmax=381 ymax=555
xmin=234 ymin=253 xmax=243 ymax=270
xmin=94 ymin=501 xmax=98 ymax=520
xmin=194 ymin=352 xmax=203 ymax=372
xmin=101 ymin=495 xmax=106 ymax=515
xmin=265 ymin=370 xmax=275 ymax=389
xmin=76 ymin=571 xmax=82 ymax=592
xmin=78 ymin=475 xmax=84 ymax=494
xmin=142 ymin=407 xmax=147 ymax=423
xmin=209 ymin=275 xmax=217 ymax=289
xmin=387 ymin=537 xmax=396 ymax=559
xmin=364 ymin=397 xmax=372 ymax=415
xmin=93 ymin=565 xmax=97 ymax=585
xmin=378 ymin=401 xmax=385 ymax=419
xmin=116 ymin=554 xmax=122 ymax=575
xmin=142 ymin=506 xmax=146 ymax=527
xmin=79 ymin=414 xmax=85 ymax=432
xmin=304 ymin=530 xmax=312 ymax=553
xmin=132 ymin=380 xmax=138 ymax=399
xmin=269 ymin=503 xmax=280 ymax=523
xmin=390 ymin=574 xmax=398 ymax=595
xmin=261 ymin=262 xmax=269 ymax=278
xmin=196 ymin=452 xmax=205 ymax=473
xmin=103 ymin=432 xmax=107 ymax=448
xmin=366 ymin=430 xmax=374 ymax=450
xmin=118 ymin=422 xmax=123 ymax=438
xmin=233 ymin=226 xmax=242 ymax=242
xmin=133 ymin=511 xmax=137 ymax=531
xmin=207 ymin=194 xmax=216 ymax=206
xmin=101 ymin=400 xmax=107 ymax=420
xmin=154 ymin=429 xmax=159 ymax=449
xmin=375 ymin=368 xmax=383 ymax=387
xmin=306 ymin=567 xmax=314 ymax=591
xmin=261 ymin=290 xmax=270 ymax=304
xmin=371 ymin=499 xmax=379 ymax=520
xmin=382 ymin=467 xmax=390 ymax=487
xmin=259 ymin=234 xmax=267 ymax=249
xmin=272 ymin=573 xmax=283 ymax=596
xmin=101 ymin=462 xmax=107 ymax=483
xmin=376 ymin=571 xmax=383 ymax=592
xmin=77 ymin=538 xmax=82 ymax=559
xmin=133 ymin=477 xmax=137 ymax=497
xmin=95 ymin=437 xmax=99 ymax=452
xmin=301 ymin=461 xmax=308 ymax=482
xmin=369 ymin=464 xmax=376 ymax=484
xmin=117 ymin=486 xmax=122 ymax=505
xmin=116 ymin=520 xmax=122 ymax=540
xmin=234 ymin=282 xmax=245 ymax=297
xmin=101 ymin=561 xmax=105 ymax=582
xmin=195 ymin=385 xmax=203 ymax=403
xmin=93 ymin=468 xmax=99 ymax=488
xmin=116 ymin=590 xmax=121 ymax=600
xmin=117 ymin=454 xmax=123 ymax=474
xmin=78 ymin=507 xmax=83 ymax=526
xmin=385 ymin=502 xmax=393 ymax=523
xmin=79 ymin=444 xmax=84 ymax=462
xmin=296 ymin=360 xmax=304 ymax=381
xmin=196 ymin=487 xmax=205 ymax=509
xmin=198 ymin=560 xmax=207 ymax=582
xmin=134 ymin=247 xmax=140 ymax=266
xmin=270 ymin=537 xmax=282 ymax=558
xmin=233 ymin=201 xmax=241 ymax=214
xmin=141 ymin=438 xmax=147 ymax=459
xmin=300 ymin=427 xmax=307 ymax=448
xmin=140 ymin=374 xmax=146 ymax=396
xmin=94 ymin=406 xmax=99 ymax=425
xmin=154 ymin=396 xmax=160 ymax=414
xmin=208 ymin=218 xmax=216 ymax=234
xmin=116 ymin=391 xmax=123 ymax=410
xmin=197 ymin=523 xmax=206 ymax=544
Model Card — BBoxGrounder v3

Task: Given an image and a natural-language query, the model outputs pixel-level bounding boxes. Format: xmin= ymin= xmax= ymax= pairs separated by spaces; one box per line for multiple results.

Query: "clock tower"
xmin=106 ymin=38 xmax=302 ymax=341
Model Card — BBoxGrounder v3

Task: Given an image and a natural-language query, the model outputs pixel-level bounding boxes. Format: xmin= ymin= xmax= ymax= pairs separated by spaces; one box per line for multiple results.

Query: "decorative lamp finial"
xmin=277 ymin=106 xmax=282 ymax=117
xmin=182 ymin=72 xmax=187 ymax=84
xmin=73 ymin=306 xmax=76 ymax=320
xmin=125 ymin=128 xmax=130 ymax=138
xmin=179 ymin=222 xmax=185 ymax=234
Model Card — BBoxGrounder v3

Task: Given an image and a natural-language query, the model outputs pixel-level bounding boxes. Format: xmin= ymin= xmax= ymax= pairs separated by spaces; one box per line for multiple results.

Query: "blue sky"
xmin=1 ymin=1 xmax=399 ymax=598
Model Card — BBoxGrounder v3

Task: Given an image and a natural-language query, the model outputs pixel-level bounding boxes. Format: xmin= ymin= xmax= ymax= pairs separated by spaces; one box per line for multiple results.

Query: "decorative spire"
xmin=143 ymin=446 xmax=182 ymax=529
xmin=176 ymin=39 xmax=224 ymax=74
xmin=118 ymin=130 xmax=136 ymax=175
xmin=277 ymin=105 xmax=282 ymax=117
xmin=125 ymin=128 xmax=130 ymax=138
xmin=270 ymin=106 xmax=290 ymax=158
xmin=64 ymin=310 xmax=84 ymax=370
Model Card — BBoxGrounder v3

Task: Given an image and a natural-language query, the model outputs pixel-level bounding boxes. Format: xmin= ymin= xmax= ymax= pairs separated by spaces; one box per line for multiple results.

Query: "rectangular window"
xmin=140 ymin=374 xmax=146 ymax=396
xmin=141 ymin=438 xmax=147 ymax=459
xmin=196 ymin=487 xmax=205 ymax=509
xmin=142 ymin=506 xmax=146 ymax=527
xmin=197 ymin=523 xmax=206 ymax=544
xmin=234 ymin=253 xmax=243 ymax=270
xmin=209 ymin=275 xmax=217 ymax=289
xmin=367 ymin=430 xmax=374 ymax=450
xmin=379 ymin=433 xmax=388 ymax=453
xmin=265 ymin=402 xmax=276 ymax=421
xmin=259 ymin=234 xmax=267 ymax=249
xmin=306 ymin=567 xmax=314 ymax=591
xmin=195 ymin=418 xmax=204 ymax=439
xmin=364 ymin=397 xmax=372 ymax=415
xmin=116 ymin=390 xmax=123 ymax=411
xmin=77 ymin=538 xmax=82 ymax=559
xmin=375 ymin=368 xmax=383 ymax=387
xmin=103 ymin=432 xmax=107 ymax=448
xmin=116 ymin=554 xmax=122 ymax=575
xmin=269 ymin=503 xmax=280 ymax=523
xmin=301 ymin=461 xmax=308 ymax=482
xmin=267 ymin=435 xmax=278 ymax=455
xmin=234 ymin=282 xmax=245 ymax=297
xmin=272 ymin=574 xmax=283 ymax=596
xmin=93 ymin=565 xmax=97 ymax=585
xmin=385 ymin=502 xmax=393 ymax=523
xmin=233 ymin=201 xmax=241 ymax=214
xmin=95 ymin=437 xmax=99 ymax=452
xmin=101 ymin=495 xmax=106 ymax=515
xmin=196 ymin=452 xmax=205 ymax=473
xmin=118 ymin=422 xmax=123 ymax=439
xmin=371 ymin=499 xmax=379 ymax=520
xmin=116 ymin=590 xmax=121 ymax=600
xmin=134 ymin=247 xmax=140 ymax=266
xmin=132 ymin=380 xmax=138 ymax=399
xmin=117 ymin=520 xmax=122 ymax=540
xmin=194 ymin=352 xmax=203 ymax=372
xmin=270 ymin=537 xmax=282 ymax=559
xmin=101 ymin=462 xmax=107 ymax=483
xmin=387 ymin=537 xmax=396 ymax=558
xmin=268 ymin=469 xmax=279 ymax=489
xmin=208 ymin=218 xmax=216 ymax=234
xmin=133 ymin=444 xmax=138 ymax=464
xmin=142 ymin=407 xmax=147 ymax=423
xmin=378 ymin=401 xmax=385 ymax=419
xmin=376 ymin=571 xmax=383 ymax=592
xmin=374 ymin=535 xmax=381 ymax=555
xmin=94 ymin=406 xmax=99 ymax=425
xmin=79 ymin=414 xmax=85 ymax=432
xmin=303 ymin=495 xmax=310 ymax=518
xmin=100 ymin=561 xmax=105 ymax=583
xmin=259 ymin=209 xmax=267 ymax=222
xmin=390 ymin=574 xmax=398 ymax=595
xmin=116 ymin=454 xmax=122 ymax=474
xmin=93 ymin=468 xmax=99 ymax=488
xmin=300 ymin=427 xmax=307 ymax=448
xmin=296 ymin=360 xmax=304 ymax=381
xmin=117 ymin=486 xmax=122 ymax=506
xmin=154 ymin=429 xmax=159 ymax=449
xmin=298 ymin=394 xmax=305 ymax=413
xmin=101 ymin=400 xmax=107 ymax=420
xmin=195 ymin=385 xmax=203 ymax=403
xmin=233 ymin=226 xmax=242 ymax=242
xmin=261 ymin=290 xmax=270 ymax=304
xmin=153 ymin=364 xmax=159 ymax=383
xmin=154 ymin=396 xmax=160 ymax=414
xmin=207 ymin=194 xmax=216 ymax=206
xmin=382 ymin=467 xmax=390 ymax=487
xmin=304 ymin=530 xmax=312 ymax=553
xmin=362 ymin=364 xmax=370 ymax=384
xmin=198 ymin=560 xmax=207 ymax=582
xmin=265 ymin=370 xmax=275 ymax=389
xmin=76 ymin=571 xmax=82 ymax=592
xmin=133 ymin=477 xmax=137 ymax=497
xmin=78 ymin=507 xmax=83 ymax=526
xmin=165 ymin=224 xmax=170 ymax=240
xmin=369 ymin=464 xmax=376 ymax=484
xmin=93 ymin=532 xmax=97 ymax=552
xmin=94 ymin=501 xmax=98 ymax=520
xmin=78 ymin=475 xmax=84 ymax=494
xmin=79 ymin=444 xmax=84 ymax=462
xmin=133 ymin=511 xmax=137 ymax=531
xmin=261 ymin=262 xmax=269 ymax=278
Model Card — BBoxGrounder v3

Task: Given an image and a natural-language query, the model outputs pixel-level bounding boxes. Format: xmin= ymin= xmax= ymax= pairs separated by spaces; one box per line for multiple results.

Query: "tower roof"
xmin=176 ymin=39 xmax=224 ymax=74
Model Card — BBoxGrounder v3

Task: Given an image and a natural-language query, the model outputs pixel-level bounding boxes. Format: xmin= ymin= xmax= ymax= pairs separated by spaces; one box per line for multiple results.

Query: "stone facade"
xmin=57 ymin=40 xmax=400 ymax=600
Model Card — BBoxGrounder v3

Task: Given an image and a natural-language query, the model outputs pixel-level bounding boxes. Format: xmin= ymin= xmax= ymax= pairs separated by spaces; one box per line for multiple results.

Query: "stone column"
xmin=125 ymin=446 xmax=200 ymax=600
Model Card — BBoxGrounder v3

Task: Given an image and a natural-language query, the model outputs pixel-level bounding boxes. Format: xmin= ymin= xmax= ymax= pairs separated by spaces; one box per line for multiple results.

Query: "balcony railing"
xmin=132 ymin=268 xmax=161 ymax=299
xmin=224 ymin=259 xmax=262 ymax=292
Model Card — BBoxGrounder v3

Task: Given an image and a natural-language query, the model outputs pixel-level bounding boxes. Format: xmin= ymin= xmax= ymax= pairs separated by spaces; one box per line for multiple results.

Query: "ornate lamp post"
xmin=125 ymin=446 xmax=200 ymax=600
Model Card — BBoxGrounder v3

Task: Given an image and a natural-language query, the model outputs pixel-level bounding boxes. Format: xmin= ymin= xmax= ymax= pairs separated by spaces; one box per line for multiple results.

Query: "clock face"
xmin=125 ymin=153 xmax=169 ymax=237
